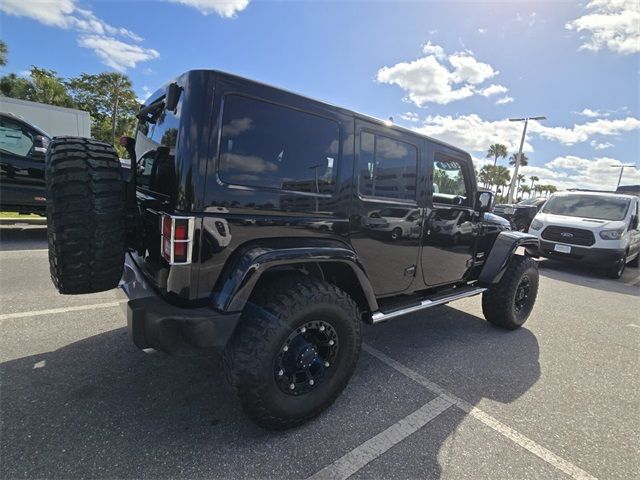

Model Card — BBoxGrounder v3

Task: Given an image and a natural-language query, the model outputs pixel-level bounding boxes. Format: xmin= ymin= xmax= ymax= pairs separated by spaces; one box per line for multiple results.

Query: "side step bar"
xmin=370 ymin=287 xmax=487 ymax=324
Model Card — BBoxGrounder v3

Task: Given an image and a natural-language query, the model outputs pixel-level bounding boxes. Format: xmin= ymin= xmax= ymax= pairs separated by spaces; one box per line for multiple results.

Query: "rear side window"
xmin=358 ymin=132 xmax=418 ymax=201
xmin=218 ymin=95 xmax=339 ymax=194
xmin=0 ymin=118 xmax=35 ymax=158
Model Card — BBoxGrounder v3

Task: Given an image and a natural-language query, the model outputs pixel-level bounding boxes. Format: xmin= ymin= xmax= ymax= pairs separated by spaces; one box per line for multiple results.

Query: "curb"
xmin=0 ymin=217 xmax=47 ymax=225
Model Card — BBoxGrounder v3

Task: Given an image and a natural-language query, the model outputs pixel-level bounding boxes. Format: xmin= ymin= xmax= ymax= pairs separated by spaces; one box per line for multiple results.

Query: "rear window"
xmin=542 ymin=194 xmax=630 ymax=221
xmin=218 ymin=95 xmax=339 ymax=194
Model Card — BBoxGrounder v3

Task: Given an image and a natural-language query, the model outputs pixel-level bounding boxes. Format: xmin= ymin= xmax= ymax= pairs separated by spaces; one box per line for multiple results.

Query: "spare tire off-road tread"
xmin=46 ymin=137 xmax=125 ymax=294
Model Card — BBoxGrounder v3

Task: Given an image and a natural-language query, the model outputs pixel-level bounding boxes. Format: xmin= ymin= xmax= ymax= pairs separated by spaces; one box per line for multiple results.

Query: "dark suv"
xmin=0 ymin=112 xmax=50 ymax=215
xmin=45 ymin=70 xmax=540 ymax=430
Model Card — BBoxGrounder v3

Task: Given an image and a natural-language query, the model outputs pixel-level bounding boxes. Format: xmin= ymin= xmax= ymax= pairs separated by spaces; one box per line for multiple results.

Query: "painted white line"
xmin=0 ymin=301 xmax=125 ymax=321
xmin=626 ymin=324 xmax=640 ymax=329
xmin=307 ymin=396 xmax=452 ymax=480
xmin=362 ymin=344 xmax=597 ymax=480
xmin=0 ymin=248 xmax=48 ymax=254
xmin=624 ymin=276 xmax=640 ymax=287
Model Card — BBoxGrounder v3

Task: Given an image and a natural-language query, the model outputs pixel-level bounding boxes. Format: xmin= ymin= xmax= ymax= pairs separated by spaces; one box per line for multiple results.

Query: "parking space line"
xmin=0 ymin=248 xmax=48 ymax=254
xmin=0 ymin=301 xmax=126 ymax=321
xmin=307 ymin=396 xmax=452 ymax=480
xmin=360 ymin=344 xmax=597 ymax=480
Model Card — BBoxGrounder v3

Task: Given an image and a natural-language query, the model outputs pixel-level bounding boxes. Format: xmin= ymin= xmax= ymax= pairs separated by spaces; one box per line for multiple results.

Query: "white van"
xmin=528 ymin=191 xmax=640 ymax=278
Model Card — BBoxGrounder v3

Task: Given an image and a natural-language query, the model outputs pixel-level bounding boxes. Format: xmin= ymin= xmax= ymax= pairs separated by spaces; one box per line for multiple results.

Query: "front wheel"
xmin=223 ymin=276 xmax=362 ymax=430
xmin=482 ymin=256 xmax=539 ymax=330
xmin=606 ymin=253 xmax=627 ymax=279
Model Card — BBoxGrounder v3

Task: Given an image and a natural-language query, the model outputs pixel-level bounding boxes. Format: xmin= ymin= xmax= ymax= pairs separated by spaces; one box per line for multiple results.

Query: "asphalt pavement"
xmin=1 ymin=225 xmax=639 ymax=479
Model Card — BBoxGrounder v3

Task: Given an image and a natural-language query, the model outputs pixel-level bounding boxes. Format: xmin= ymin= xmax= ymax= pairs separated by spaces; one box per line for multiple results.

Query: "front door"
xmin=350 ymin=120 xmax=423 ymax=296
xmin=421 ymin=151 xmax=477 ymax=286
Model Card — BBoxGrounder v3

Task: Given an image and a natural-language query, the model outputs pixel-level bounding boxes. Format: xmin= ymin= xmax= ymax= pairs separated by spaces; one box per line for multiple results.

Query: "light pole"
xmin=610 ymin=164 xmax=637 ymax=190
xmin=506 ymin=116 xmax=546 ymax=203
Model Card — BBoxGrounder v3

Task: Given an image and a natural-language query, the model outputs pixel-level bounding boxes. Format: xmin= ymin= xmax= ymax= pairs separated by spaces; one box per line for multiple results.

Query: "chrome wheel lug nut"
xmin=283 ymin=345 xmax=288 ymax=352
xmin=301 ymin=327 xmax=306 ymax=333
xmin=328 ymin=340 xmax=334 ymax=346
xmin=319 ymin=325 xmax=325 ymax=331
xmin=289 ymin=383 xmax=295 ymax=390
xmin=324 ymin=361 xmax=330 ymax=367
xmin=278 ymin=369 xmax=284 ymax=376
xmin=309 ymin=379 xmax=314 ymax=386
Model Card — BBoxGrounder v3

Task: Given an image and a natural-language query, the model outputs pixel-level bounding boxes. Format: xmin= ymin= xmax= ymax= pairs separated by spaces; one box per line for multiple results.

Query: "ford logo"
xmin=560 ymin=232 xmax=574 ymax=238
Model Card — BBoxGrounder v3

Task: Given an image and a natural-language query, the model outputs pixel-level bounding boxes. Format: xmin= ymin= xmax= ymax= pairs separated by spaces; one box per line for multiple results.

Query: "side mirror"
xmin=474 ymin=191 xmax=493 ymax=213
xmin=165 ymin=82 xmax=181 ymax=112
xmin=32 ymin=135 xmax=50 ymax=159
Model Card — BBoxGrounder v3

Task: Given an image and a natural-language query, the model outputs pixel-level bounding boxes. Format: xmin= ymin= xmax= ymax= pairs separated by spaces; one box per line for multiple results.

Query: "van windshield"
xmin=542 ymin=194 xmax=630 ymax=221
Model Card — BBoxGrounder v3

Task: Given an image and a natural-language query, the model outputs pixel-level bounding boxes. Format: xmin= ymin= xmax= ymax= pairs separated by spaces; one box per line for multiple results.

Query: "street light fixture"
xmin=506 ymin=116 xmax=546 ymax=203
xmin=610 ymin=164 xmax=637 ymax=190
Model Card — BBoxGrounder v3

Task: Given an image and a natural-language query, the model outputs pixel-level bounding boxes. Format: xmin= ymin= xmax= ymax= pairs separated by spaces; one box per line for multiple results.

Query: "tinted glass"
xmin=135 ymin=96 xmax=181 ymax=190
xmin=542 ymin=194 xmax=630 ymax=221
xmin=218 ymin=95 xmax=339 ymax=194
xmin=432 ymin=157 xmax=468 ymax=205
xmin=0 ymin=118 xmax=34 ymax=158
xmin=359 ymin=132 xmax=417 ymax=201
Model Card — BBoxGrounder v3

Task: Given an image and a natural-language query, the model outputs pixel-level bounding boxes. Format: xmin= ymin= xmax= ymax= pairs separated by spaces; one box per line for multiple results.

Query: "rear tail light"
xmin=160 ymin=213 xmax=195 ymax=264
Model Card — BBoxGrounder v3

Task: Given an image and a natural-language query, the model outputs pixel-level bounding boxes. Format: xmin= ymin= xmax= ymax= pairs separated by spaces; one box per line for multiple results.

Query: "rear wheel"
xmin=46 ymin=137 xmax=125 ymax=294
xmin=390 ymin=227 xmax=403 ymax=241
xmin=223 ymin=276 xmax=361 ymax=430
xmin=482 ymin=256 xmax=539 ymax=330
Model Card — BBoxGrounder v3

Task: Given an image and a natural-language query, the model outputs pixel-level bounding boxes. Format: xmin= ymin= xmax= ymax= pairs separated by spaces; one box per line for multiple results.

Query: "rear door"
xmin=350 ymin=120 xmax=423 ymax=295
xmin=0 ymin=115 xmax=46 ymax=210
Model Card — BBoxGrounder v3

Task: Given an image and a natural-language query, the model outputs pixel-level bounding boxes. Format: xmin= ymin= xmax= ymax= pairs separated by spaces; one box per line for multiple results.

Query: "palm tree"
xmin=478 ymin=165 xmax=492 ymax=189
xmin=509 ymin=153 xmax=529 ymax=167
xmin=520 ymin=185 xmax=531 ymax=198
xmin=548 ymin=185 xmax=558 ymax=196
xmin=530 ymin=175 xmax=539 ymax=192
xmin=486 ymin=143 xmax=508 ymax=167
xmin=516 ymin=174 xmax=526 ymax=196
xmin=493 ymin=166 xmax=512 ymax=199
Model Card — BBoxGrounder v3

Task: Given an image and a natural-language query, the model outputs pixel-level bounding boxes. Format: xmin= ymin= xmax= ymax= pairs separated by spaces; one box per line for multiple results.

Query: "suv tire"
xmin=223 ymin=275 xmax=361 ymax=430
xmin=482 ymin=256 xmax=538 ymax=330
xmin=606 ymin=253 xmax=627 ymax=279
xmin=46 ymin=137 xmax=125 ymax=294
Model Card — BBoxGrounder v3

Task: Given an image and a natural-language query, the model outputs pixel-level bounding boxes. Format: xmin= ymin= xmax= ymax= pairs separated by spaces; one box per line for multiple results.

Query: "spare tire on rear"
xmin=46 ymin=137 xmax=126 ymax=294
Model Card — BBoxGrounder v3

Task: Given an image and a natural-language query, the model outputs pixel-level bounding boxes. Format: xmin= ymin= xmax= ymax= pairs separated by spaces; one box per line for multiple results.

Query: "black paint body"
xmin=131 ymin=70 xmax=530 ymax=317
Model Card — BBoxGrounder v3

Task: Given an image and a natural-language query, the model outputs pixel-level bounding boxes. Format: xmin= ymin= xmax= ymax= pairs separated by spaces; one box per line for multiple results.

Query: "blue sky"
xmin=1 ymin=0 xmax=638 ymax=190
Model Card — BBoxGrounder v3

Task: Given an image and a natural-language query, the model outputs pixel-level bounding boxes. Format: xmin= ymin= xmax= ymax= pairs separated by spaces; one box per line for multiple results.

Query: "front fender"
xmin=479 ymin=231 xmax=539 ymax=285
xmin=213 ymin=244 xmax=377 ymax=313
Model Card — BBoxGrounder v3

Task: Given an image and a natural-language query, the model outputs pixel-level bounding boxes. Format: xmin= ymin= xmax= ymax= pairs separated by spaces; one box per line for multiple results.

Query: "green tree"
xmin=69 ymin=72 xmax=139 ymax=147
xmin=478 ymin=165 xmax=493 ymax=189
xmin=493 ymin=166 xmax=511 ymax=194
xmin=486 ymin=143 xmax=508 ymax=167
xmin=0 ymin=41 xmax=7 ymax=67
xmin=509 ymin=153 xmax=529 ymax=167
xmin=516 ymin=174 xmax=526 ymax=195
xmin=0 ymin=66 xmax=74 ymax=107
xmin=520 ymin=185 xmax=531 ymax=198
xmin=529 ymin=175 xmax=539 ymax=192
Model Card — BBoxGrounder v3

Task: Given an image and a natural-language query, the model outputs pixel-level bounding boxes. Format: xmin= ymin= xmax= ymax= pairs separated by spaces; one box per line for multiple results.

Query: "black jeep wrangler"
xmin=45 ymin=70 xmax=539 ymax=430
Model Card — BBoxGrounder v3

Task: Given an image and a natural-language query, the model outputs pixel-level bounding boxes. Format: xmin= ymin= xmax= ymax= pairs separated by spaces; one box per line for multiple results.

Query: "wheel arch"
xmin=213 ymin=242 xmax=378 ymax=315
xmin=478 ymin=231 xmax=539 ymax=285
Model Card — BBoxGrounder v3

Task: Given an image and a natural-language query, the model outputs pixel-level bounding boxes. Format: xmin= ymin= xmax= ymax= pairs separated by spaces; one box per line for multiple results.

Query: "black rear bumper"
xmin=121 ymin=254 xmax=240 ymax=352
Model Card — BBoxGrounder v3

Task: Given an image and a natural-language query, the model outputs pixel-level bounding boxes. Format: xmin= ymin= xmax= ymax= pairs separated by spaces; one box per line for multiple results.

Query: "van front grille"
xmin=541 ymin=226 xmax=595 ymax=246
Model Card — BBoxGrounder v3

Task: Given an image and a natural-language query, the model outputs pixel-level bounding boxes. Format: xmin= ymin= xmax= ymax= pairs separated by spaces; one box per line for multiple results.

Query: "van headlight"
xmin=599 ymin=229 xmax=624 ymax=240
xmin=530 ymin=219 xmax=543 ymax=230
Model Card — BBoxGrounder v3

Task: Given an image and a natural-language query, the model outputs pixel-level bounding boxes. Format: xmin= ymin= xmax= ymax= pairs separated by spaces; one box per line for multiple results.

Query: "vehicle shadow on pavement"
xmin=538 ymin=258 xmax=640 ymax=295
xmin=0 ymin=307 xmax=540 ymax=479
xmin=0 ymin=225 xmax=47 ymax=251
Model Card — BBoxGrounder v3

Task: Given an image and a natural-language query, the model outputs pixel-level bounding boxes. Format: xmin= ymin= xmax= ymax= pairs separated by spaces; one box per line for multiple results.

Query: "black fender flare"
xmin=478 ymin=231 xmax=539 ymax=285
xmin=212 ymin=244 xmax=378 ymax=313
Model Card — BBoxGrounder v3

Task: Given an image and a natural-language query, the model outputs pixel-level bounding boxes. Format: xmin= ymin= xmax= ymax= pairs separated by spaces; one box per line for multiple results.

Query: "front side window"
xmin=359 ymin=132 xmax=418 ymax=201
xmin=0 ymin=118 xmax=35 ymax=158
xmin=432 ymin=157 xmax=468 ymax=205
xmin=218 ymin=95 xmax=339 ymax=194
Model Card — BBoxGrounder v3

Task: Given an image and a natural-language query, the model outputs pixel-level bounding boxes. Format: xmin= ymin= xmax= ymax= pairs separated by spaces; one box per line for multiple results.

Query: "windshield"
xmin=378 ymin=208 xmax=410 ymax=218
xmin=542 ymin=194 xmax=630 ymax=221
xmin=518 ymin=197 xmax=542 ymax=206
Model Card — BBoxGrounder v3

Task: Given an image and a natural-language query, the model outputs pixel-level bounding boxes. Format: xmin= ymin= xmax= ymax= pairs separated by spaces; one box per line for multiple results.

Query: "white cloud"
xmin=566 ymin=0 xmax=640 ymax=55
xmin=495 ymin=96 xmax=514 ymax=105
xmin=479 ymin=84 xmax=508 ymax=97
xmin=0 ymin=0 xmax=158 ymax=71
xmin=477 ymin=28 xmax=487 ymax=35
xmin=167 ymin=0 xmax=250 ymax=17
xmin=414 ymin=114 xmax=533 ymax=153
xmin=530 ymin=117 xmax=640 ymax=145
xmin=376 ymin=43 xmax=502 ymax=106
xmin=590 ymin=140 xmax=614 ymax=150
xmin=540 ymin=156 xmax=640 ymax=190
xmin=516 ymin=11 xmax=538 ymax=28
xmin=576 ymin=108 xmax=609 ymax=118
xmin=79 ymin=35 xmax=159 ymax=72
xmin=399 ymin=112 xmax=420 ymax=123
